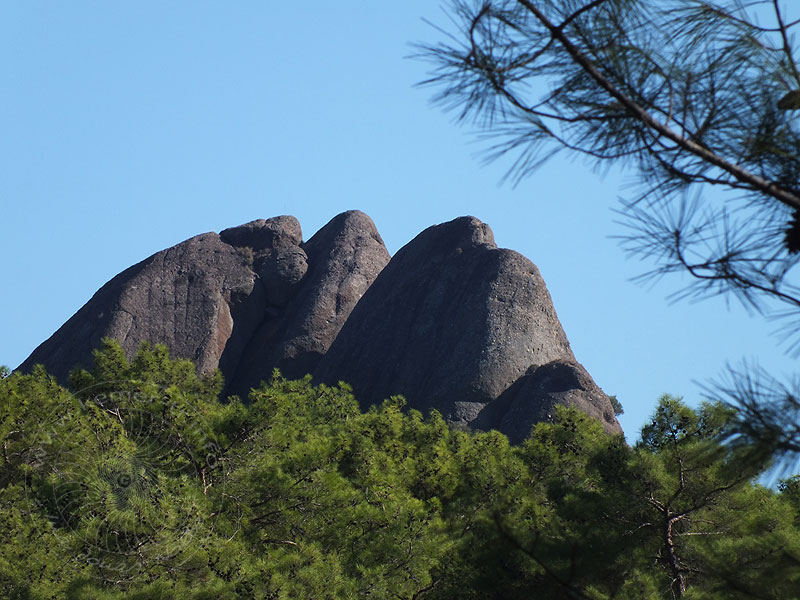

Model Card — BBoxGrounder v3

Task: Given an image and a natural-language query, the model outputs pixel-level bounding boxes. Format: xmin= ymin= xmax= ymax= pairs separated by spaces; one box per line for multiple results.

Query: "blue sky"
xmin=2 ymin=1 xmax=795 ymax=440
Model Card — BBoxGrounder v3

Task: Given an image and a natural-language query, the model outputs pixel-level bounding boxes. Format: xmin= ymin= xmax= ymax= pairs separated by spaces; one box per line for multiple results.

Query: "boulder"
xmin=475 ymin=359 xmax=623 ymax=443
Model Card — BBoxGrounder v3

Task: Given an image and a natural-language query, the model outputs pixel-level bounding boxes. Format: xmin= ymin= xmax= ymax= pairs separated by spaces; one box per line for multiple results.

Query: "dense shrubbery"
xmin=1 ymin=341 xmax=798 ymax=599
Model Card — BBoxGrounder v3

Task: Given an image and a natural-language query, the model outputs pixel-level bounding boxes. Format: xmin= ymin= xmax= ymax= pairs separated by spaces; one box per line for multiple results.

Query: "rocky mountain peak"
xmin=220 ymin=215 xmax=303 ymax=250
xmin=19 ymin=211 xmax=621 ymax=440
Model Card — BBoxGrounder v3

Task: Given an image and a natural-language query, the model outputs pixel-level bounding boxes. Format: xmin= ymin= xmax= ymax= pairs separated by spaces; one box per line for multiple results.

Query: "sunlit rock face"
xmin=19 ymin=211 xmax=390 ymax=399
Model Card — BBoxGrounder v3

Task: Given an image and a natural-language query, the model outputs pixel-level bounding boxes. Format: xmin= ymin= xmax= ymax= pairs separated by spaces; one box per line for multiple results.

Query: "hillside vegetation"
xmin=1 ymin=341 xmax=798 ymax=599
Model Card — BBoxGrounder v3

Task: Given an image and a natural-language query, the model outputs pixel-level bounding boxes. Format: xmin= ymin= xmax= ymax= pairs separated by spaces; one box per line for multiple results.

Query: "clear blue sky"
xmin=1 ymin=1 xmax=795 ymax=440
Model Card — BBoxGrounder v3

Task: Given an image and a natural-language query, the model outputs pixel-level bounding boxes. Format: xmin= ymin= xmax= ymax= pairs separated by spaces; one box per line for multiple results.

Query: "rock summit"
xmin=19 ymin=211 xmax=622 ymax=439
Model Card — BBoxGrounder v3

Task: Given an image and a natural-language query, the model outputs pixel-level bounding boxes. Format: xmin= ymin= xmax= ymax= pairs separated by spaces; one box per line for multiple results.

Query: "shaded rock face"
xmin=227 ymin=211 xmax=391 ymax=395
xmin=20 ymin=212 xmax=622 ymax=441
xmin=474 ymin=360 xmax=623 ymax=443
xmin=313 ymin=217 xmax=582 ymax=427
xmin=19 ymin=211 xmax=390 ymax=398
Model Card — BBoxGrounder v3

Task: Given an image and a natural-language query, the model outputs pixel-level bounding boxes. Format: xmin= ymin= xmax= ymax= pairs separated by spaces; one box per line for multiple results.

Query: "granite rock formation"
xmin=225 ymin=210 xmax=391 ymax=395
xmin=473 ymin=359 xmax=623 ymax=442
xmin=19 ymin=211 xmax=390 ymax=398
xmin=20 ymin=231 xmax=259 ymax=384
xmin=313 ymin=216 xmax=620 ymax=437
xmin=19 ymin=211 xmax=622 ymax=440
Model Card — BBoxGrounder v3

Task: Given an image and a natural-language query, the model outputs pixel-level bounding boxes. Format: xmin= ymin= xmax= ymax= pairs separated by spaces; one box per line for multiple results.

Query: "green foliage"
xmin=1 ymin=343 xmax=798 ymax=598
xmin=608 ymin=394 xmax=623 ymax=416
xmin=632 ymin=395 xmax=797 ymax=598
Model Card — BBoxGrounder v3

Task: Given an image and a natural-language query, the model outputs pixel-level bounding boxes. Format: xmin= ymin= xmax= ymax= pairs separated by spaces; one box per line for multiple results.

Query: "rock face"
xmin=19 ymin=231 xmax=259 ymax=384
xmin=473 ymin=360 xmax=623 ymax=442
xmin=19 ymin=211 xmax=622 ymax=441
xmin=225 ymin=211 xmax=391 ymax=395
xmin=19 ymin=211 xmax=391 ymax=397
xmin=313 ymin=217 xmax=600 ymax=430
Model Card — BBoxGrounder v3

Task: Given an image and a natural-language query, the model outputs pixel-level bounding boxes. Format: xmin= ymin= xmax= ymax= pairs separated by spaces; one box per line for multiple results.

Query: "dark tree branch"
xmin=515 ymin=0 xmax=800 ymax=212
xmin=417 ymin=0 xmax=800 ymax=346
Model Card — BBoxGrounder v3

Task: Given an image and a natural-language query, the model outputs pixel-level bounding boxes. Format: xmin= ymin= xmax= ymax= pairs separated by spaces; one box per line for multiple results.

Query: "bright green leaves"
xmin=2 ymin=346 xmax=799 ymax=599
xmin=629 ymin=396 xmax=799 ymax=599
xmin=213 ymin=377 xmax=456 ymax=598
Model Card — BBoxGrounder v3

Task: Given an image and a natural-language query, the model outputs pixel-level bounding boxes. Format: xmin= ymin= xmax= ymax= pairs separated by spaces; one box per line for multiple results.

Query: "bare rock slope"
xmin=19 ymin=211 xmax=390 ymax=398
xmin=313 ymin=216 xmax=622 ymax=436
xmin=20 ymin=212 xmax=621 ymax=440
